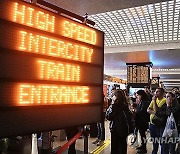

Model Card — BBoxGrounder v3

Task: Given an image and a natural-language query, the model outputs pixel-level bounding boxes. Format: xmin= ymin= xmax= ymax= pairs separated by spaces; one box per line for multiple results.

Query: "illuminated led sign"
xmin=0 ymin=0 xmax=103 ymax=107
xmin=0 ymin=1 xmax=103 ymax=46
xmin=0 ymin=0 xmax=103 ymax=137
xmin=126 ymin=63 xmax=152 ymax=86
xmin=13 ymin=2 xmax=55 ymax=32
xmin=37 ymin=60 xmax=80 ymax=81
xmin=12 ymin=2 xmax=96 ymax=45
xmin=19 ymin=84 xmax=89 ymax=105
xmin=18 ymin=30 xmax=93 ymax=63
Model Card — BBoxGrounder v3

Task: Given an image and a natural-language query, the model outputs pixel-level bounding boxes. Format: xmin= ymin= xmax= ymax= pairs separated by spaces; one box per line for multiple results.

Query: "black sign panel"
xmin=0 ymin=0 xmax=104 ymax=137
xmin=126 ymin=62 xmax=152 ymax=87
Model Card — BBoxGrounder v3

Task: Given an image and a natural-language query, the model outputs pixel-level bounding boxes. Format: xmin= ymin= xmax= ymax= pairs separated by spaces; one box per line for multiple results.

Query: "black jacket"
xmin=166 ymin=103 xmax=180 ymax=133
xmin=106 ymin=103 xmax=133 ymax=137
xmin=135 ymin=100 xmax=150 ymax=130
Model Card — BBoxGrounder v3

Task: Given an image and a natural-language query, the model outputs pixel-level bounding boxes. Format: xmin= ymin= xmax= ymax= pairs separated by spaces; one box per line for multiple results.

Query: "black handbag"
xmin=152 ymin=103 xmax=167 ymax=127
xmin=152 ymin=114 xmax=166 ymax=127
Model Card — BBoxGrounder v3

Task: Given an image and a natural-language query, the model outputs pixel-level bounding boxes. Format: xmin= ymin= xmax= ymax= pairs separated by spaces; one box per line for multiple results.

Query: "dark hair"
xmin=112 ymin=87 xmax=116 ymax=90
xmin=166 ymin=92 xmax=175 ymax=98
xmin=115 ymin=89 xmax=127 ymax=105
xmin=172 ymin=87 xmax=179 ymax=91
xmin=156 ymin=87 xmax=165 ymax=94
xmin=136 ymin=90 xmax=148 ymax=101
xmin=166 ymin=92 xmax=178 ymax=105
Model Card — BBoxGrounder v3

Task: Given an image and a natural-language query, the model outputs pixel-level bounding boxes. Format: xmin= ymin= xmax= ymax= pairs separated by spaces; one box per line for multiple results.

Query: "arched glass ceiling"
xmin=89 ymin=0 xmax=180 ymax=47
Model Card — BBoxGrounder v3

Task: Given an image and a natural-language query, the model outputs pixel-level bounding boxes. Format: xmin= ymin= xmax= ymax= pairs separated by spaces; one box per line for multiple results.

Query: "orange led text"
xmin=63 ymin=20 xmax=97 ymax=45
xmin=38 ymin=60 xmax=80 ymax=81
xmin=12 ymin=2 xmax=97 ymax=46
xmin=19 ymin=84 xmax=89 ymax=104
xmin=19 ymin=31 xmax=94 ymax=63
xmin=13 ymin=2 xmax=55 ymax=32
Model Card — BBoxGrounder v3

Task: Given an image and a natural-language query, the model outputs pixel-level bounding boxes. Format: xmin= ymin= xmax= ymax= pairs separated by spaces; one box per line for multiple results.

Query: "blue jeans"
xmin=149 ymin=124 xmax=168 ymax=154
xmin=97 ymin=121 xmax=105 ymax=141
xmin=97 ymin=112 xmax=105 ymax=141
xmin=167 ymin=142 xmax=176 ymax=154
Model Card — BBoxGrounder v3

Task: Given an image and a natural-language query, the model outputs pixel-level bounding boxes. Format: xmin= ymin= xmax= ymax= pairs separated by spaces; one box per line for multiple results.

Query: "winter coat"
xmin=135 ymin=100 xmax=150 ymax=130
xmin=106 ymin=103 xmax=133 ymax=137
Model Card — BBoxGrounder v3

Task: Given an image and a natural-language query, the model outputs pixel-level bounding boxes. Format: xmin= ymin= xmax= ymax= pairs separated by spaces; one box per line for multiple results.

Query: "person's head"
xmin=136 ymin=90 xmax=148 ymax=101
xmin=154 ymin=87 xmax=165 ymax=99
xmin=114 ymin=89 xmax=127 ymax=105
xmin=172 ymin=87 xmax=179 ymax=95
xmin=111 ymin=87 xmax=116 ymax=94
xmin=123 ymin=89 xmax=129 ymax=97
xmin=166 ymin=92 xmax=176 ymax=106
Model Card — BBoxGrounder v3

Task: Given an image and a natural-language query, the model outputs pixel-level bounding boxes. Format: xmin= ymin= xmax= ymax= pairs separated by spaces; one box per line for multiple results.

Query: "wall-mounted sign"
xmin=0 ymin=0 xmax=104 ymax=137
xmin=126 ymin=62 xmax=152 ymax=87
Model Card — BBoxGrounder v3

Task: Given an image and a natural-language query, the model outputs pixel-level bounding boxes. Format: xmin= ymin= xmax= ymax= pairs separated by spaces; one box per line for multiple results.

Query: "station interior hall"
xmin=0 ymin=0 xmax=180 ymax=154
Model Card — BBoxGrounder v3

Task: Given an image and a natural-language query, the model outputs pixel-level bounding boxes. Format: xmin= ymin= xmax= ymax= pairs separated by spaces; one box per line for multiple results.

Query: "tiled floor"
xmin=53 ymin=121 xmax=161 ymax=154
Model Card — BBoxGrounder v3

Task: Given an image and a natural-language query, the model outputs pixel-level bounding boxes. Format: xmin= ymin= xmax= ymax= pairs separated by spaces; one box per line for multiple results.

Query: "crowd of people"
xmin=64 ymin=86 xmax=180 ymax=154
xmin=104 ymin=86 xmax=180 ymax=154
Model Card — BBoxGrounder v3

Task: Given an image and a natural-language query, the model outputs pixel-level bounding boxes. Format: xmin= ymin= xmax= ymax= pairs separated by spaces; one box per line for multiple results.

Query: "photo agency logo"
xmin=127 ymin=133 xmax=180 ymax=146
xmin=143 ymin=137 xmax=180 ymax=144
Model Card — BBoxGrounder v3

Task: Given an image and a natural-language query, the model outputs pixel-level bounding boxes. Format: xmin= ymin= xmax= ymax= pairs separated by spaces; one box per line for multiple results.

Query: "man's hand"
xmin=152 ymin=95 xmax=157 ymax=102
xmin=147 ymin=107 xmax=156 ymax=114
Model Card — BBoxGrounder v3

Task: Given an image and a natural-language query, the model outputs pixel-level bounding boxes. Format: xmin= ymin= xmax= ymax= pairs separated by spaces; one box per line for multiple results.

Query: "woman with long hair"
xmin=134 ymin=90 xmax=150 ymax=153
xmin=106 ymin=89 xmax=133 ymax=154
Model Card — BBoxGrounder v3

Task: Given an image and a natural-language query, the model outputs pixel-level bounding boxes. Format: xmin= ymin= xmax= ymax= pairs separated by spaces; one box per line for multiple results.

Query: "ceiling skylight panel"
xmin=112 ymin=10 xmax=118 ymax=14
xmin=117 ymin=17 xmax=124 ymax=23
xmin=173 ymin=37 xmax=178 ymax=40
xmin=155 ymin=3 xmax=160 ymax=7
xmin=159 ymin=37 xmax=164 ymax=41
xmin=125 ymin=11 xmax=131 ymax=16
xmin=142 ymin=5 xmax=148 ymax=11
xmin=89 ymin=0 xmax=180 ymax=46
xmin=178 ymin=36 xmax=180 ymax=40
xmin=174 ymin=11 xmax=179 ymax=18
xmin=168 ymin=6 xmax=174 ymax=12
xmin=161 ymin=1 xmax=167 ymax=8
xmin=143 ymin=11 xmax=149 ymax=17
xmin=168 ymin=0 xmax=174 ymax=5
xmin=161 ymin=1 xmax=168 ymax=5
xmin=162 ymin=11 xmax=168 ymax=20
xmin=124 ymin=9 xmax=129 ymax=16
xmin=120 ymin=13 xmax=126 ymax=18
xmin=155 ymin=9 xmax=161 ymax=14
xmin=136 ymin=6 xmax=143 ymax=12
xmin=146 ymin=19 xmax=152 ymax=26
xmin=110 ymin=16 xmax=117 ymax=20
xmin=141 ymin=35 xmax=145 ymax=40
xmin=148 ymin=4 xmax=154 ymax=14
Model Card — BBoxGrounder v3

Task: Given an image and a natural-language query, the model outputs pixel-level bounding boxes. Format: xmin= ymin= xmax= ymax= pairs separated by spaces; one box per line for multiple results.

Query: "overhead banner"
xmin=0 ymin=0 xmax=104 ymax=137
